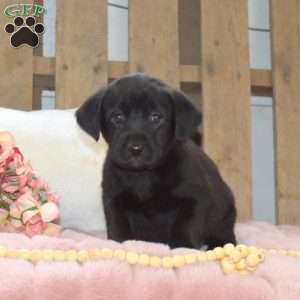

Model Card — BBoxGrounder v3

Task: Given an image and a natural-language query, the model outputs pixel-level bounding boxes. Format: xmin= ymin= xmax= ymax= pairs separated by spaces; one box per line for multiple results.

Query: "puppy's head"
xmin=76 ymin=74 xmax=201 ymax=170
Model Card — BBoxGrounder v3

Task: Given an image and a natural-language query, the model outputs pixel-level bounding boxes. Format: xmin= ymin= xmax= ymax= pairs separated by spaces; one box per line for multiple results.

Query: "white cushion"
xmin=0 ymin=108 xmax=107 ymax=233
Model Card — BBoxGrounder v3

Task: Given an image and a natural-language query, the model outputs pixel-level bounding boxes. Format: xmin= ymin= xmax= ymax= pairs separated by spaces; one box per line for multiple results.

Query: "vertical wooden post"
xmin=56 ymin=0 xmax=107 ymax=108
xmin=129 ymin=0 xmax=180 ymax=87
xmin=200 ymin=0 xmax=252 ymax=221
xmin=0 ymin=0 xmax=33 ymax=110
xmin=179 ymin=0 xmax=202 ymax=111
xmin=271 ymin=0 xmax=300 ymax=225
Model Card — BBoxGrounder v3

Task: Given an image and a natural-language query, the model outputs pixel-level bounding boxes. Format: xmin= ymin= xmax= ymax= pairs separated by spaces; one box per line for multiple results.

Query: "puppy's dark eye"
xmin=149 ymin=112 xmax=162 ymax=123
xmin=111 ymin=113 xmax=125 ymax=125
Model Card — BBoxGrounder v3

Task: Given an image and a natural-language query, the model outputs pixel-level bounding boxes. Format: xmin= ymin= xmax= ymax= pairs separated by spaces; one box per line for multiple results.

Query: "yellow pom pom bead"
xmin=213 ymin=247 xmax=225 ymax=260
xmin=150 ymin=256 xmax=162 ymax=268
xmin=77 ymin=250 xmax=89 ymax=263
xmin=246 ymin=253 xmax=259 ymax=268
xmin=230 ymin=249 xmax=241 ymax=263
xmin=173 ymin=255 xmax=185 ymax=268
xmin=248 ymin=246 xmax=259 ymax=255
xmin=65 ymin=250 xmax=78 ymax=261
xmin=19 ymin=249 xmax=31 ymax=260
xmin=224 ymin=243 xmax=235 ymax=256
xmin=42 ymin=249 xmax=54 ymax=261
xmin=94 ymin=249 xmax=103 ymax=258
xmin=138 ymin=254 xmax=150 ymax=266
xmin=221 ymin=258 xmax=236 ymax=274
xmin=236 ymin=258 xmax=247 ymax=271
xmin=7 ymin=248 xmax=18 ymax=258
xmin=197 ymin=251 xmax=207 ymax=262
xmin=29 ymin=250 xmax=42 ymax=263
xmin=236 ymin=245 xmax=248 ymax=258
xmin=206 ymin=250 xmax=217 ymax=261
xmin=185 ymin=253 xmax=197 ymax=264
xmin=54 ymin=250 xmax=65 ymax=261
xmin=162 ymin=256 xmax=174 ymax=268
xmin=101 ymin=248 xmax=113 ymax=259
xmin=114 ymin=249 xmax=126 ymax=261
xmin=287 ymin=250 xmax=297 ymax=257
xmin=88 ymin=249 xmax=99 ymax=259
xmin=127 ymin=251 xmax=139 ymax=265
xmin=0 ymin=246 xmax=7 ymax=257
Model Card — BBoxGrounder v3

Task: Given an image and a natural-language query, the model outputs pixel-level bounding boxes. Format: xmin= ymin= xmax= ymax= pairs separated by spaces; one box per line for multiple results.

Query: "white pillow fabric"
xmin=0 ymin=107 xmax=107 ymax=233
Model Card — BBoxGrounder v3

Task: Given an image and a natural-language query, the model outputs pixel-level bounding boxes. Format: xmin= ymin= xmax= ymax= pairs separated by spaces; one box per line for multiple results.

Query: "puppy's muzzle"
xmin=127 ymin=142 xmax=144 ymax=156
xmin=125 ymin=133 xmax=146 ymax=157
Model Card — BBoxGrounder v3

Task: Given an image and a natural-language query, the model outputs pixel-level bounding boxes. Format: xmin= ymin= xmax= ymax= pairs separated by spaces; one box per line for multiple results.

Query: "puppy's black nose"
xmin=128 ymin=143 xmax=144 ymax=156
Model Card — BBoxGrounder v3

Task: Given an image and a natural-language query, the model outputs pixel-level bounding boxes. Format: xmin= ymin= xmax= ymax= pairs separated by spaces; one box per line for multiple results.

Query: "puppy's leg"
xmin=169 ymin=227 xmax=195 ymax=249
xmin=205 ymin=209 xmax=237 ymax=249
xmin=104 ymin=202 xmax=132 ymax=242
xmin=170 ymin=205 xmax=203 ymax=249
xmin=205 ymin=230 xmax=236 ymax=250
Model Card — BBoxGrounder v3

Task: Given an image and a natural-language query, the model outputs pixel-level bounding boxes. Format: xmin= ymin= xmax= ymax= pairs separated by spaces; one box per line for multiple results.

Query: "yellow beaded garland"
xmin=101 ymin=248 xmax=113 ymax=259
xmin=42 ymin=249 xmax=54 ymax=261
xmin=213 ymin=247 xmax=225 ymax=260
xmin=138 ymin=254 xmax=150 ymax=266
xmin=114 ymin=249 xmax=126 ymax=261
xmin=54 ymin=250 xmax=65 ymax=261
xmin=236 ymin=245 xmax=248 ymax=258
xmin=224 ymin=243 xmax=235 ymax=256
xmin=77 ymin=250 xmax=89 ymax=263
xmin=19 ymin=249 xmax=30 ymax=260
xmin=162 ymin=256 xmax=174 ymax=268
xmin=185 ymin=253 xmax=197 ymax=264
xmin=0 ymin=246 xmax=7 ymax=257
xmin=29 ymin=249 xmax=42 ymax=263
xmin=197 ymin=251 xmax=207 ymax=262
xmin=150 ymin=256 xmax=162 ymax=268
xmin=126 ymin=251 xmax=139 ymax=265
xmin=230 ymin=249 xmax=241 ymax=263
xmin=206 ymin=250 xmax=217 ymax=261
xmin=173 ymin=255 xmax=185 ymax=268
xmin=0 ymin=243 xmax=298 ymax=276
xmin=66 ymin=250 xmax=78 ymax=261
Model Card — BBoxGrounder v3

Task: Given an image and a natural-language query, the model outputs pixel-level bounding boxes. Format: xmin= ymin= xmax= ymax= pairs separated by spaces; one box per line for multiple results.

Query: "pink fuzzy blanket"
xmin=0 ymin=221 xmax=300 ymax=300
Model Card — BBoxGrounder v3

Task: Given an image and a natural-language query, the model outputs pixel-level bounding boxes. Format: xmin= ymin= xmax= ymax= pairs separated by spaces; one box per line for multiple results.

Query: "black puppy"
xmin=76 ymin=74 xmax=236 ymax=249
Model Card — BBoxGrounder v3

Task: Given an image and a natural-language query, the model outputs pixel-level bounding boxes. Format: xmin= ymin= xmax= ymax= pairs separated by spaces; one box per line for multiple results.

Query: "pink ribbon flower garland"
xmin=0 ymin=131 xmax=60 ymax=236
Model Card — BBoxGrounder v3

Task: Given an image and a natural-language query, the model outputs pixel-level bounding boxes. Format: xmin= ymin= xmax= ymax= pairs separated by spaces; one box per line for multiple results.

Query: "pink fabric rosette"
xmin=0 ymin=131 xmax=60 ymax=236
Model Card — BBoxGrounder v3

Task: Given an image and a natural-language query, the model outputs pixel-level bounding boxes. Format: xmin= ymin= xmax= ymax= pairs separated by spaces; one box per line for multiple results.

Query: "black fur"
xmin=76 ymin=73 xmax=236 ymax=249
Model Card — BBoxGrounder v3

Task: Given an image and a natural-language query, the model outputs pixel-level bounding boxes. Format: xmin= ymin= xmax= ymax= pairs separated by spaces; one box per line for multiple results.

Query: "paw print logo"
xmin=4 ymin=16 xmax=44 ymax=48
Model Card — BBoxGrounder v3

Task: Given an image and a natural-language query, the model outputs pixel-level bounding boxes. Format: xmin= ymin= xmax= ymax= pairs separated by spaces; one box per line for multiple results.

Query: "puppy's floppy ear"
xmin=172 ymin=89 xmax=202 ymax=141
xmin=76 ymin=88 xmax=106 ymax=141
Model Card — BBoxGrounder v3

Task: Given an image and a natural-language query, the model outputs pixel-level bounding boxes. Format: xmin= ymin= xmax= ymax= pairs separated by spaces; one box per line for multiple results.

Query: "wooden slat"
xmin=200 ymin=0 xmax=252 ymax=221
xmin=55 ymin=0 xmax=107 ymax=108
xmin=180 ymin=65 xmax=201 ymax=83
xmin=0 ymin=0 xmax=33 ymax=110
xmin=179 ymin=0 xmax=201 ymax=65
xmin=108 ymin=62 xmax=129 ymax=80
xmin=251 ymin=69 xmax=272 ymax=89
xmin=33 ymin=0 xmax=44 ymax=57
xmin=271 ymin=0 xmax=300 ymax=225
xmin=33 ymin=57 xmax=272 ymax=91
xmin=129 ymin=0 xmax=180 ymax=87
xmin=34 ymin=56 xmax=55 ymax=76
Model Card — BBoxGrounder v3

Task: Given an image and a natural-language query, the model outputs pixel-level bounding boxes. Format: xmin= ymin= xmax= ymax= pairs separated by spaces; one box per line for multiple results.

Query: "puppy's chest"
xmin=126 ymin=201 xmax=179 ymax=242
xmin=119 ymin=172 xmax=156 ymax=201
